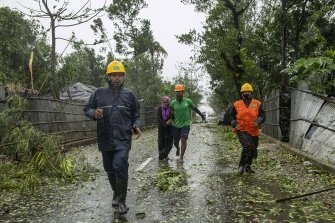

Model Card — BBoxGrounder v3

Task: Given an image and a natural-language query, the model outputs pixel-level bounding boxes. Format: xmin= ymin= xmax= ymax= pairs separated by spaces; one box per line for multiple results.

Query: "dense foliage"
xmin=0 ymin=7 xmax=50 ymax=92
xmin=0 ymin=96 xmax=77 ymax=191
xmin=58 ymin=46 xmax=106 ymax=88
xmin=179 ymin=0 xmax=335 ymax=113
xmin=284 ymin=49 xmax=335 ymax=94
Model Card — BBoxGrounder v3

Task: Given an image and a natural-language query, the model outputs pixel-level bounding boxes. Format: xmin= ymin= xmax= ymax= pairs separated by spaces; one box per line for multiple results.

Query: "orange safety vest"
xmin=234 ymin=99 xmax=261 ymax=136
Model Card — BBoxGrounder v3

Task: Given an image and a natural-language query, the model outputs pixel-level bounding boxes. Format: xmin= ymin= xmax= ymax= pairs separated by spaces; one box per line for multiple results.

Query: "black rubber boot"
xmin=245 ymin=165 xmax=255 ymax=173
xmin=117 ymin=180 xmax=129 ymax=215
xmin=108 ymin=174 xmax=118 ymax=208
xmin=238 ymin=166 xmax=245 ymax=175
xmin=176 ymin=147 xmax=180 ymax=156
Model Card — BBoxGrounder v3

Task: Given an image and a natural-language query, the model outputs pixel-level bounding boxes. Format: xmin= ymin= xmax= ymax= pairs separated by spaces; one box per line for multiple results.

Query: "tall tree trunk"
xmin=222 ymin=0 xmax=249 ymax=95
xmin=51 ymin=19 xmax=60 ymax=99
xmin=280 ymin=0 xmax=288 ymax=89
xmin=293 ymin=0 xmax=308 ymax=60
xmin=279 ymin=0 xmax=292 ymax=142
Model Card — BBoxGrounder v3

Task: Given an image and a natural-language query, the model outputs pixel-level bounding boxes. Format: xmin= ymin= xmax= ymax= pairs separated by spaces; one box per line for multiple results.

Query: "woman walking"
xmin=157 ymin=96 xmax=173 ymax=161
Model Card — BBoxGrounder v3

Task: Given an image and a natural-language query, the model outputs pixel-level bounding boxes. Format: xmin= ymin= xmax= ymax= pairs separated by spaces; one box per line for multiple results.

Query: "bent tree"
xmin=19 ymin=0 xmax=106 ymax=98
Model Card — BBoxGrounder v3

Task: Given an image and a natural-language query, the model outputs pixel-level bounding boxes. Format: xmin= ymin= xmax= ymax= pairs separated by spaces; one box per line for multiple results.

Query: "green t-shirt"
xmin=170 ymin=97 xmax=195 ymax=128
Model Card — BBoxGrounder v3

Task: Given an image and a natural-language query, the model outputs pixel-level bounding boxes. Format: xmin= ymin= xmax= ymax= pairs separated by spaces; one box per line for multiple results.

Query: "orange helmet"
xmin=174 ymin=84 xmax=185 ymax=92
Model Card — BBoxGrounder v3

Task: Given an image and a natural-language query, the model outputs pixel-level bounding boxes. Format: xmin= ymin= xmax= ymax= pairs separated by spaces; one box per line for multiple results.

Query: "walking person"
xmin=170 ymin=84 xmax=206 ymax=162
xmin=230 ymin=83 xmax=265 ymax=175
xmin=84 ymin=60 xmax=141 ymax=215
xmin=157 ymin=96 xmax=173 ymax=161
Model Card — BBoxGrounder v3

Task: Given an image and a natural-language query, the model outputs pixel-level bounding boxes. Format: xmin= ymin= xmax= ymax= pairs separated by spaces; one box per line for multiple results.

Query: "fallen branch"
xmin=276 ymin=186 xmax=335 ymax=202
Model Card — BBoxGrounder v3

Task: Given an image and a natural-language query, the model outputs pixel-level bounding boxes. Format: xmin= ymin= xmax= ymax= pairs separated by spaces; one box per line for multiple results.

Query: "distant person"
xmin=84 ymin=60 xmax=141 ymax=215
xmin=230 ymin=83 xmax=265 ymax=175
xmin=170 ymin=84 xmax=206 ymax=162
xmin=157 ymin=96 xmax=173 ymax=161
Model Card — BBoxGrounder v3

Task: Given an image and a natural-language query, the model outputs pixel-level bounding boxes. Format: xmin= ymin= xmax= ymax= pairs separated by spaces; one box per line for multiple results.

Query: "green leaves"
xmin=0 ymin=95 xmax=78 ymax=192
xmin=156 ymin=167 xmax=188 ymax=192
xmin=58 ymin=47 xmax=105 ymax=87
xmin=212 ymin=126 xmax=335 ymax=222
xmin=107 ymin=0 xmax=150 ymax=57
xmin=0 ymin=7 xmax=49 ymax=88
xmin=284 ymin=51 xmax=335 ymax=94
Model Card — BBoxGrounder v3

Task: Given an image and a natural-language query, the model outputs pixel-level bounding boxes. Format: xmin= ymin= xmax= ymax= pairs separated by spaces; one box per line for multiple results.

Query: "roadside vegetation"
xmin=0 ymin=95 xmax=96 ymax=192
xmin=210 ymin=126 xmax=335 ymax=222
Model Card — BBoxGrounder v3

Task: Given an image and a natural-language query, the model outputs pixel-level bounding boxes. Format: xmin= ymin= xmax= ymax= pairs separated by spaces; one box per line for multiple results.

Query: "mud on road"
xmin=1 ymin=122 xmax=335 ymax=222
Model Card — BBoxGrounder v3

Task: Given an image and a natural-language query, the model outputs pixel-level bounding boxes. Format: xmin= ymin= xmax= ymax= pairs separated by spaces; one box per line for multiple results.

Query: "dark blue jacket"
xmin=84 ymin=86 xmax=141 ymax=151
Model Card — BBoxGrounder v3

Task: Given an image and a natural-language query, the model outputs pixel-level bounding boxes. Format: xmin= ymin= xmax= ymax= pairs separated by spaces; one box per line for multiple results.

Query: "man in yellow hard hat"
xmin=230 ymin=83 xmax=266 ymax=175
xmin=84 ymin=60 xmax=141 ymax=215
xmin=170 ymin=84 xmax=206 ymax=163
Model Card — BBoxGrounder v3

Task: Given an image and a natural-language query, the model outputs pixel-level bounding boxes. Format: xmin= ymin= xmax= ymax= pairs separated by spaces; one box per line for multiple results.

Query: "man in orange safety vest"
xmin=230 ymin=83 xmax=266 ymax=175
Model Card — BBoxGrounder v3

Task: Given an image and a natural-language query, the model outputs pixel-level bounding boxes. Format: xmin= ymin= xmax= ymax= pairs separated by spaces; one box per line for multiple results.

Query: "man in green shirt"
xmin=170 ymin=84 xmax=206 ymax=162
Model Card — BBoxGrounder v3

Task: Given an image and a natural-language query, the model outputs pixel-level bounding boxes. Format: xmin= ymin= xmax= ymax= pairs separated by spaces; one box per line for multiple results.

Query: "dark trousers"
xmin=102 ymin=150 xmax=129 ymax=181
xmin=158 ymin=124 xmax=173 ymax=160
xmin=237 ymin=132 xmax=259 ymax=167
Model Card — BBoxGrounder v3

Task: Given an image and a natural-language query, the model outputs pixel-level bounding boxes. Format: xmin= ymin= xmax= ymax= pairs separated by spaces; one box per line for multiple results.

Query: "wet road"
xmin=1 ymin=122 xmax=335 ymax=222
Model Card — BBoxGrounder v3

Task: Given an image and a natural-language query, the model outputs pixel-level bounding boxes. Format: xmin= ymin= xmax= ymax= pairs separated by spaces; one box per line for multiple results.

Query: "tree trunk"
xmin=293 ymin=0 xmax=308 ymax=60
xmin=280 ymin=0 xmax=288 ymax=89
xmin=51 ymin=19 xmax=60 ymax=99
xmin=222 ymin=0 xmax=247 ymax=96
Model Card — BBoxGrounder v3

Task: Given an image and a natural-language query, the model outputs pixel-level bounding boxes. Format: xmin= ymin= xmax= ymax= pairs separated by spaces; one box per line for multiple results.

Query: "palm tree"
xmin=148 ymin=36 xmax=168 ymax=77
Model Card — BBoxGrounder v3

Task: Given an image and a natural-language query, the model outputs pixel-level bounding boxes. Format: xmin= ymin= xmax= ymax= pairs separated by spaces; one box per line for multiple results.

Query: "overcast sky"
xmin=1 ymin=0 xmax=206 ymax=83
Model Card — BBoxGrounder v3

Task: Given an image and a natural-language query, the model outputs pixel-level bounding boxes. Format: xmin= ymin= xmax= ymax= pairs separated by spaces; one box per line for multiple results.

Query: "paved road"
xmin=1 ymin=122 xmax=335 ymax=222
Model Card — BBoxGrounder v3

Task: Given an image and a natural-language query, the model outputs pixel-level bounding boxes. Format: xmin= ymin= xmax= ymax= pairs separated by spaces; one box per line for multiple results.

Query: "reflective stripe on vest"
xmin=234 ymin=99 xmax=261 ymax=136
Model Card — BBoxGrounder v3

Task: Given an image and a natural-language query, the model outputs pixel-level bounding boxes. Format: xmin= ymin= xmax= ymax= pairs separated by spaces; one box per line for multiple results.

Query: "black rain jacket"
xmin=84 ymin=86 xmax=140 ymax=151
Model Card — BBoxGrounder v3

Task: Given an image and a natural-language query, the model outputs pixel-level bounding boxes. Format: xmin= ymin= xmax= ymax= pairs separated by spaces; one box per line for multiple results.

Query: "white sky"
xmin=1 ymin=0 xmax=206 ymax=82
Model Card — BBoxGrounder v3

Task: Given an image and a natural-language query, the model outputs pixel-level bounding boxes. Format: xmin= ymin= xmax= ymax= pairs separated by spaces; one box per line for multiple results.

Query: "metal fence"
xmin=262 ymin=89 xmax=282 ymax=140
xmin=262 ymin=89 xmax=290 ymax=142
xmin=289 ymin=88 xmax=335 ymax=164
xmin=143 ymin=105 xmax=157 ymax=127
xmin=263 ymin=88 xmax=335 ymax=165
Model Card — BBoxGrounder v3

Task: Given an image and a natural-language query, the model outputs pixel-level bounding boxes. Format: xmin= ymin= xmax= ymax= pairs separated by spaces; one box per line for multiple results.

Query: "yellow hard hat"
xmin=174 ymin=84 xmax=185 ymax=92
xmin=106 ymin=60 xmax=126 ymax=74
xmin=241 ymin=83 xmax=253 ymax=92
